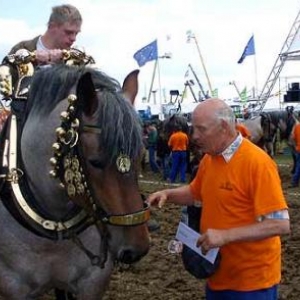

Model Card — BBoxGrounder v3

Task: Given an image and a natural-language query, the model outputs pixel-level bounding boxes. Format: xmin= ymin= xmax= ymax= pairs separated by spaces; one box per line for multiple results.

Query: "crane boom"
xmin=229 ymin=81 xmax=242 ymax=99
xmin=188 ymin=64 xmax=209 ymax=100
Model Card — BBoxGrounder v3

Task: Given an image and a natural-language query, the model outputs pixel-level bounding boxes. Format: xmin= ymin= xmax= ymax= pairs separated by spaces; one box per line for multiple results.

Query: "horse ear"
xmin=122 ymin=69 xmax=139 ymax=105
xmin=76 ymin=72 xmax=98 ymax=116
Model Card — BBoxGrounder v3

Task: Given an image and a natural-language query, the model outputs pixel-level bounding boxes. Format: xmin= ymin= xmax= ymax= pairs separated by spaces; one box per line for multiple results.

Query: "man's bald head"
xmin=193 ymin=98 xmax=235 ymax=126
xmin=191 ymin=98 xmax=238 ymax=155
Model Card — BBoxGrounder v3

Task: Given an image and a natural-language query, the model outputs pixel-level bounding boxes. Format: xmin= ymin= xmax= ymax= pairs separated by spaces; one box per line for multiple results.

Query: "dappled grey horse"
xmin=242 ymin=112 xmax=278 ymax=157
xmin=0 ymin=65 xmax=150 ymax=299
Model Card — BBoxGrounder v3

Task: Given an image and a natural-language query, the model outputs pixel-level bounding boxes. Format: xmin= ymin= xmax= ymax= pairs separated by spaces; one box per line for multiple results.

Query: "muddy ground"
xmin=101 ymin=154 xmax=300 ymax=300
xmin=3 ymin=154 xmax=300 ymax=300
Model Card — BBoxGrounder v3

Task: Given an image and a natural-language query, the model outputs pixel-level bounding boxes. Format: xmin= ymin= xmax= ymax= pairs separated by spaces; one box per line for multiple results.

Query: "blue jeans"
xmin=169 ymin=151 xmax=187 ymax=183
xmin=206 ymin=284 xmax=278 ymax=300
xmin=148 ymin=145 xmax=160 ymax=173
xmin=158 ymin=154 xmax=170 ymax=180
xmin=292 ymin=151 xmax=300 ymax=186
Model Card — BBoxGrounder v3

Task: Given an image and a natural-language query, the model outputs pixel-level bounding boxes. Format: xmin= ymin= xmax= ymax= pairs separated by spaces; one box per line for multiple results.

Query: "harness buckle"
xmin=6 ymin=168 xmax=23 ymax=183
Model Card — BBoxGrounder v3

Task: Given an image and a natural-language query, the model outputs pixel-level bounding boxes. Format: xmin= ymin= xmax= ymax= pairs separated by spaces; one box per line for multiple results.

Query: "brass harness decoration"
xmin=0 ymin=49 xmax=150 ymax=267
xmin=49 ymin=93 xmax=150 ymax=227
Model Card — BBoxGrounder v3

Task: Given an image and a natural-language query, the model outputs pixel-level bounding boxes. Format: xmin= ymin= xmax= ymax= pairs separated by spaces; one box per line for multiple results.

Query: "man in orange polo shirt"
xmin=148 ymin=98 xmax=290 ymax=299
xmin=168 ymin=125 xmax=189 ymax=183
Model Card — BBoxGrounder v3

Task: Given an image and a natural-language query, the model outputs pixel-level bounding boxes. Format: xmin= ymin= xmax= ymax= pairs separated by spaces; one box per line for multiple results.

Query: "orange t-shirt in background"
xmin=236 ymin=123 xmax=251 ymax=139
xmin=189 ymin=139 xmax=287 ymax=291
xmin=292 ymin=123 xmax=300 ymax=152
xmin=168 ymin=131 xmax=189 ymax=151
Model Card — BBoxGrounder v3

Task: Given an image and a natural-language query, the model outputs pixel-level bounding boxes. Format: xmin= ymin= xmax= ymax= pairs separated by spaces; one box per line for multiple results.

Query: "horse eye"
xmin=89 ymin=159 xmax=106 ymax=169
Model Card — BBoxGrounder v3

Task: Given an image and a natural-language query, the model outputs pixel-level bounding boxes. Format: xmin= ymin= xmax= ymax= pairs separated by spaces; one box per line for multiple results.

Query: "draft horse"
xmin=0 ymin=65 xmax=150 ymax=299
xmin=242 ymin=112 xmax=278 ymax=157
xmin=261 ymin=109 xmax=297 ymax=171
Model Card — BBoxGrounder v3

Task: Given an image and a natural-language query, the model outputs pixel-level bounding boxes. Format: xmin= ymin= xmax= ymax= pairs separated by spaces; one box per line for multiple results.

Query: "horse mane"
xmin=25 ymin=64 xmax=143 ymax=161
xmin=265 ymin=110 xmax=287 ymax=125
xmin=262 ymin=110 xmax=297 ymax=140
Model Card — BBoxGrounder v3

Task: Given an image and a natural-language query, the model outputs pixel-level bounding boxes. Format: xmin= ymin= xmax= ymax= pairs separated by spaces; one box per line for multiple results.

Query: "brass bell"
xmin=52 ymin=142 xmax=61 ymax=152
xmin=67 ymin=94 xmax=77 ymax=104
xmin=49 ymin=170 xmax=57 ymax=178
xmin=49 ymin=157 xmax=57 ymax=166
xmin=60 ymin=111 xmax=69 ymax=121
xmin=71 ymin=118 xmax=80 ymax=129
xmin=68 ymin=105 xmax=75 ymax=113
xmin=56 ymin=127 xmax=66 ymax=138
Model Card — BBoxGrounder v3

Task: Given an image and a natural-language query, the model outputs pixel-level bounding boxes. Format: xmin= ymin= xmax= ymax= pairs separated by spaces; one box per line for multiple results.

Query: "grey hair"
xmin=48 ymin=4 xmax=82 ymax=26
xmin=215 ymin=105 xmax=236 ymax=128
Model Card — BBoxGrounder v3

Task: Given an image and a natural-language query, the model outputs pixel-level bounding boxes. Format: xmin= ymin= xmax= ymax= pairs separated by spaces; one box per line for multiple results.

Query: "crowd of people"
xmin=139 ymin=115 xmax=253 ymax=184
xmin=140 ymin=120 xmax=192 ymax=184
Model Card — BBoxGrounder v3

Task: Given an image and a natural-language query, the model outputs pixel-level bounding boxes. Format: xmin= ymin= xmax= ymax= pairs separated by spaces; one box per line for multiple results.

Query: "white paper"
xmin=175 ymin=222 xmax=219 ymax=264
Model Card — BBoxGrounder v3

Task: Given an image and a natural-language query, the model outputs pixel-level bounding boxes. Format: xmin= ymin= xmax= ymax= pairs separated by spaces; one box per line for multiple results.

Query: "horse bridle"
xmin=3 ymin=92 xmax=149 ymax=268
xmin=49 ymin=93 xmax=150 ymax=227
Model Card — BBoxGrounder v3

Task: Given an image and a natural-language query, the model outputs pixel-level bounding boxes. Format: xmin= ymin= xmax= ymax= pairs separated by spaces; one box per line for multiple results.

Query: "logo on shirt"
xmin=219 ymin=181 xmax=233 ymax=191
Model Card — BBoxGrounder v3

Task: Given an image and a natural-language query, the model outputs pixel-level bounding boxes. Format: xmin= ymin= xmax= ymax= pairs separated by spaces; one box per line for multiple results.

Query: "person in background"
xmin=286 ymin=106 xmax=297 ymax=174
xmin=145 ymin=121 xmax=160 ymax=173
xmin=289 ymin=114 xmax=300 ymax=187
xmin=168 ymin=125 xmax=189 ymax=183
xmin=148 ymin=98 xmax=290 ymax=300
xmin=156 ymin=129 xmax=171 ymax=181
xmin=235 ymin=118 xmax=251 ymax=139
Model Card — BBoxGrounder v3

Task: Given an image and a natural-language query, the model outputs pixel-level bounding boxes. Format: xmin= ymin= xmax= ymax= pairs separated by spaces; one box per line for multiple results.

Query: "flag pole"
xmin=253 ymin=54 xmax=258 ymax=98
xmin=187 ymin=31 xmax=213 ymax=96
xmin=194 ymin=36 xmax=213 ymax=96
xmin=147 ymin=59 xmax=158 ymax=103
xmin=157 ymin=58 xmax=162 ymax=105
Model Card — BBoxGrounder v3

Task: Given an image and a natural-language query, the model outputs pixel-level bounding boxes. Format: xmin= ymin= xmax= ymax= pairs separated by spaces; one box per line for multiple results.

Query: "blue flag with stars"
xmin=133 ymin=40 xmax=158 ymax=67
xmin=237 ymin=35 xmax=255 ymax=64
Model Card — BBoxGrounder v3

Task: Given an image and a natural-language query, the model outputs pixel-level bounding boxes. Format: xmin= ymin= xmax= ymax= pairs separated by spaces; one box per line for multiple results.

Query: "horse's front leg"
xmin=0 ymin=267 xmax=40 ymax=300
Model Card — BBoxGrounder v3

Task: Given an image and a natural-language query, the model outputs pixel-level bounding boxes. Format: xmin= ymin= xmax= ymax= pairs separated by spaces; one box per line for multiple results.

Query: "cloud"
xmin=1 ymin=0 xmax=300 ymax=110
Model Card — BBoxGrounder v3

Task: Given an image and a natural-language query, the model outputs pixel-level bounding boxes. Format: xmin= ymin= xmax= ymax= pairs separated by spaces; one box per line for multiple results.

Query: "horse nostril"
xmin=119 ymin=248 xmax=136 ymax=264
xmin=119 ymin=248 xmax=147 ymax=264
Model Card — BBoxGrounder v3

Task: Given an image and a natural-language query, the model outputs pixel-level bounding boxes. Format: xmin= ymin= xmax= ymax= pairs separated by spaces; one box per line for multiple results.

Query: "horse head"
xmin=163 ymin=114 xmax=189 ymax=137
xmin=20 ymin=65 xmax=149 ymax=266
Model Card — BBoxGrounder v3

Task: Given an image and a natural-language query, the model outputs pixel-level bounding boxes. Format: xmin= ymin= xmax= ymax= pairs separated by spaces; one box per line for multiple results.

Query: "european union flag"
xmin=133 ymin=40 xmax=158 ymax=67
xmin=237 ymin=35 xmax=255 ymax=64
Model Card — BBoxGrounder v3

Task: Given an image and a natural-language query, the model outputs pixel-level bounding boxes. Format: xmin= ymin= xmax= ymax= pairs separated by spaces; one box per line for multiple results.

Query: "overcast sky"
xmin=1 ymin=0 xmax=300 ymax=110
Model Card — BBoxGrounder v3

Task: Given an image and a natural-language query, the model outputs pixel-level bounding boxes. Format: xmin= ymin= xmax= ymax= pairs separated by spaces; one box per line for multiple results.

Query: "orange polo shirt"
xmin=292 ymin=123 xmax=300 ymax=152
xmin=190 ymin=139 xmax=287 ymax=291
xmin=168 ymin=131 xmax=189 ymax=151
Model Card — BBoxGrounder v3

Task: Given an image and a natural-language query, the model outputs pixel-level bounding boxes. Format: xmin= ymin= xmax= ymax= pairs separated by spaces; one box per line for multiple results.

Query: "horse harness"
xmin=0 ymin=49 xmax=150 ymax=268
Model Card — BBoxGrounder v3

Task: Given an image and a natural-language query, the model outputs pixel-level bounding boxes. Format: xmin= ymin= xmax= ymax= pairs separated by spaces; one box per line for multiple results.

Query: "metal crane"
xmin=257 ymin=9 xmax=300 ymax=111
xmin=181 ymin=79 xmax=198 ymax=103
xmin=229 ymin=80 xmax=243 ymax=99
xmin=188 ymin=64 xmax=209 ymax=100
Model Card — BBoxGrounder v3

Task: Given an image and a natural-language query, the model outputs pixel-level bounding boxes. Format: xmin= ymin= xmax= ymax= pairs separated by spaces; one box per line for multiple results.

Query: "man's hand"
xmin=147 ymin=190 xmax=168 ymax=208
xmin=35 ymin=49 xmax=64 ymax=64
xmin=196 ymin=229 xmax=227 ymax=255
